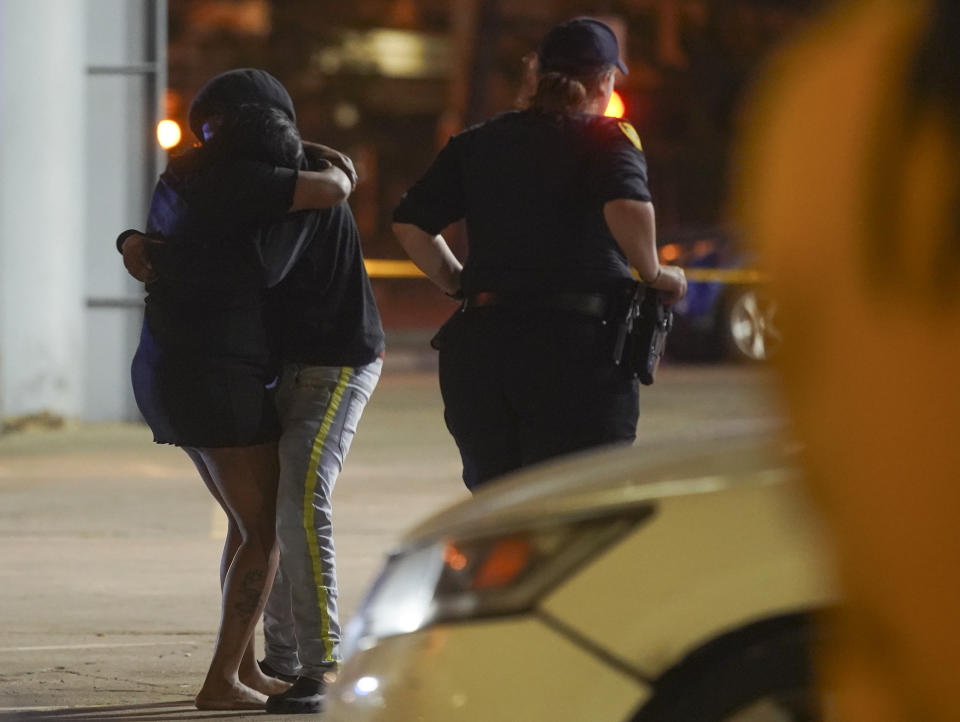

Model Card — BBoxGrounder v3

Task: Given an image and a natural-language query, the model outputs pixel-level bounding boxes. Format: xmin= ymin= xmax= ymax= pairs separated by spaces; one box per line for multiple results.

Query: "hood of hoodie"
xmin=187 ymin=68 xmax=295 ymax=141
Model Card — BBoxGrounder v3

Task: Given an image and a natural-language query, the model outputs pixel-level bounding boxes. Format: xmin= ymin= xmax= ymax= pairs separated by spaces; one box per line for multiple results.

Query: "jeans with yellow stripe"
xmin=262 ymin=358 xmax=382 ymax=680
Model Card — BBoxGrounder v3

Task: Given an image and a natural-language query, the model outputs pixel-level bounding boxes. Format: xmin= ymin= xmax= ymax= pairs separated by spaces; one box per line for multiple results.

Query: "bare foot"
xmin=194 ymin=681 xmax=267 ymax=710
xmin=240 ymin=669 xmax=292 ymax=696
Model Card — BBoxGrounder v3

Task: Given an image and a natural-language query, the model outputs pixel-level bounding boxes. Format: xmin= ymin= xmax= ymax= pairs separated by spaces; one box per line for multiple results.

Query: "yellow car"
xmin=327 ymin=437 xmax=835 ymax=722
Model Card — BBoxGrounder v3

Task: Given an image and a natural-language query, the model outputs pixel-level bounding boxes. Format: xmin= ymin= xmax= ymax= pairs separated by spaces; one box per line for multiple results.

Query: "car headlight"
xmin=343 ymin=509 xmax=652 ymax=660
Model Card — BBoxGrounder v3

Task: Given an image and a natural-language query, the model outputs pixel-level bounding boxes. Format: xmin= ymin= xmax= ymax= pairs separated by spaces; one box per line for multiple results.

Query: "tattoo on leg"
xmin=233 ymin=570 xmax=266 ymax=624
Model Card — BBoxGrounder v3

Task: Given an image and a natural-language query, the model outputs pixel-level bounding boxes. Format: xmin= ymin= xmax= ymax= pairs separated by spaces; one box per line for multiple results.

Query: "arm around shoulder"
xmin=289 ymin=164 xmax=352 ymax=212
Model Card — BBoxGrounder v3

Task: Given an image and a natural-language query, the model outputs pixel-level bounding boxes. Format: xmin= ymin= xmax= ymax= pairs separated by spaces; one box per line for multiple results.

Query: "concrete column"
xmin=0 ymin=0 xmax=87 ymax=420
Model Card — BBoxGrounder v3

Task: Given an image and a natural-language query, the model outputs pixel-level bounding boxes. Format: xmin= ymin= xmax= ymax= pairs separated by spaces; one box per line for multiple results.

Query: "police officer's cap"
xmin=538 ymin=18 xmax=628 ymax=75
xmin=188 ymin=68 xmax=296 ymax=142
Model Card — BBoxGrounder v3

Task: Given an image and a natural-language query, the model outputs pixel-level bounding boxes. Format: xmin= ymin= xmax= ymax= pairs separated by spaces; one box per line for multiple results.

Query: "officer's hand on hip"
xmin=652 ymin=266 xmax=687 ymax=305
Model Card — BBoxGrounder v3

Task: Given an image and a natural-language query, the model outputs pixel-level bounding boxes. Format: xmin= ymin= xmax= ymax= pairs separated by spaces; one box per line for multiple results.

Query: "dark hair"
xmin=530 ymin=65 xmax=612 ymax=115
xmin=203 ymin=103 xmax=304 ymax=170
xmin=866 ymin=0 xmax=960 ymax=302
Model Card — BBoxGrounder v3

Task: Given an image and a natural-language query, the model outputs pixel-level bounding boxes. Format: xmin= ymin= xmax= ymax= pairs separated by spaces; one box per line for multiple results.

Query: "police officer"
xmin=393 ymin=17 xmax=686 ymax=491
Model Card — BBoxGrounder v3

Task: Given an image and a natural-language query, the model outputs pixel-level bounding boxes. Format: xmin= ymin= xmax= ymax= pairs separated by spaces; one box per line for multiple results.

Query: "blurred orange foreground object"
xmin=737 ymin=0 xmax=960 ymax=721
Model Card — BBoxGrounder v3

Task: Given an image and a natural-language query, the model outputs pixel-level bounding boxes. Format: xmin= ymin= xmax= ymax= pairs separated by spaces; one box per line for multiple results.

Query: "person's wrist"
xmin=643 ymin=266 xmax=663 ymax=285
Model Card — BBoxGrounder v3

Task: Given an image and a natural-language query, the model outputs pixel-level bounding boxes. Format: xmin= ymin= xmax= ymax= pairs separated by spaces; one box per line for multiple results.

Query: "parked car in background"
xmin=326 ymin=437 xmax=835 ymax=722
xmin=661 ymin=229 xmax=780 ymax=362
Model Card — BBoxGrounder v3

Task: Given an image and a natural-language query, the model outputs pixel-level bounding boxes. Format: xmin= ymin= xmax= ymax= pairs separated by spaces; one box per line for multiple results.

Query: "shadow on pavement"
xmin=0 ymin=701 xmax=263 ymax=720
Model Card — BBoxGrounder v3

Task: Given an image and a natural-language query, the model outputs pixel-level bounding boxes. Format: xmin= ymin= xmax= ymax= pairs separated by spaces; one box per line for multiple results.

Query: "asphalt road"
xmin=0 ymin=361 xmax=783 ymax=720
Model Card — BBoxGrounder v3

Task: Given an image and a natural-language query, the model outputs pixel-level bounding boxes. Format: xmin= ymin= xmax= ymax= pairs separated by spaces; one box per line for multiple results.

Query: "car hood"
xmin=402 ymin=434 xmax=801 ymax=546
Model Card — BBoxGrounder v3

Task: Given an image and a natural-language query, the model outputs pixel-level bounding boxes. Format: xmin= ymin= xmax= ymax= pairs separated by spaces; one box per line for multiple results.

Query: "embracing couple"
xmin=118 ymin=69 xmax=384 ymax=713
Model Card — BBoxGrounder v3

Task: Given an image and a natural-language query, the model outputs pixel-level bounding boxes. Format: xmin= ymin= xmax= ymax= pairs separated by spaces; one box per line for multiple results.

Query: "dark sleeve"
xmin=187 ymin=159 xmax=299 ymax=229
xmin=591 ymin=120 xmax=653 ymax=204
xmin=392 ymin=135 xmax=466 ymax=235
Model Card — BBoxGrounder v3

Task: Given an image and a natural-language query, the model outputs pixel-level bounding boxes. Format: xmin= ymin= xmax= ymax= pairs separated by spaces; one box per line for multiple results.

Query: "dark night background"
xmin=164 ymin=0 xmax=825 ymax=328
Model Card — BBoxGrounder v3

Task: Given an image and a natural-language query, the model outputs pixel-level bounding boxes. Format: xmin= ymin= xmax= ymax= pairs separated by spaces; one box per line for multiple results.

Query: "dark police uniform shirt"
xmin=393 ymin=109 xmax=652 ymax=297
xmin=265 ymin=199 xmax=386 ymax=368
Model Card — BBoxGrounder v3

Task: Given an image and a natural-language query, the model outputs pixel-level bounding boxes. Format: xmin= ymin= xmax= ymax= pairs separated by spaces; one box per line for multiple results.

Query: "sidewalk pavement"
xmin=0 ymin=361 xmax=779 ymax=720
xmin=0 ymin=365 xmax=464 ymax=721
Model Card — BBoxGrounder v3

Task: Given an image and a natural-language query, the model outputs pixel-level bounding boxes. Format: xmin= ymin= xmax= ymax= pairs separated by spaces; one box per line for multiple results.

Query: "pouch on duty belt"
xmin=613 ymin=283 xmax=673 ymax=385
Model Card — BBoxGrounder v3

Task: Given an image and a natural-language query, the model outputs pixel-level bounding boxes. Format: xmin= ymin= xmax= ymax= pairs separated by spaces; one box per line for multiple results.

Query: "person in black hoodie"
xmin=255 ymin=169 xmax=384 ymax=715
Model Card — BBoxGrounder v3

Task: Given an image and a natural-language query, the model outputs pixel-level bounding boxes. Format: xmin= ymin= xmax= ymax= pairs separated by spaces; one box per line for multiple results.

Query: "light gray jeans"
xmin=262 ymin=358 xmax=382 ymax=680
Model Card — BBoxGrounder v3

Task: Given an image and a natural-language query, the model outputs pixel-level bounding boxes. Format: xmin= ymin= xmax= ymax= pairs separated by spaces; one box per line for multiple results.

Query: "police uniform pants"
xmin=438 ymin=308 xmax=639 ymax=491
xmin=261 ymin=358 xmax=382 ymax=679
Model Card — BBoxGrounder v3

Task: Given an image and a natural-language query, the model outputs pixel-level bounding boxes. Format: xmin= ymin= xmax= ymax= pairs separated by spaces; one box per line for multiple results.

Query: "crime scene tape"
xmin=363 ymin=259 xmax=768 ymax=285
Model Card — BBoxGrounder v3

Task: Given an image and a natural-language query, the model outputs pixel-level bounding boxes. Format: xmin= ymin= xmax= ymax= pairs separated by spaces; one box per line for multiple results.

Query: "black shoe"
xmin=258 ymin=659 xmax=299 ymax=685
xmin=266 ymin=675 xmax=326 ymax=714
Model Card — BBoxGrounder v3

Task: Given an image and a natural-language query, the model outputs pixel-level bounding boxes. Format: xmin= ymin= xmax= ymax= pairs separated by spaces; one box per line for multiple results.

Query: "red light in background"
xmin=604 ymin=91 xmax=626 ymax=118
xmin=659 ymin=244 xmax=681 ymax=263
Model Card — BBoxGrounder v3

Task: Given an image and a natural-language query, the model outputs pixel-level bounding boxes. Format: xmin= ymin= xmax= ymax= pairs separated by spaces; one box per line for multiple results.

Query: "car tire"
xmin=629 ymin=615 xmax=822 ymax=722
xmin=723 ymin=287 xmax=781 ymax=362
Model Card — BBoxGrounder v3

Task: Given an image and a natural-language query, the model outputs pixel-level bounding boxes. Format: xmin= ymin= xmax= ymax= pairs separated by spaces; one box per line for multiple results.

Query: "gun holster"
xmin=613 ymin=283 xmax=674 ymax=385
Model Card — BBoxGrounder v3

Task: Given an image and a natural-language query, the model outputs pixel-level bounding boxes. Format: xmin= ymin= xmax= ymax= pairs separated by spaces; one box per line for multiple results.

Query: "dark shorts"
xmin=437 ymin=307 xmax=639 ymax=491
xmin=131 ymin=306 xmax=281 ymax=448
